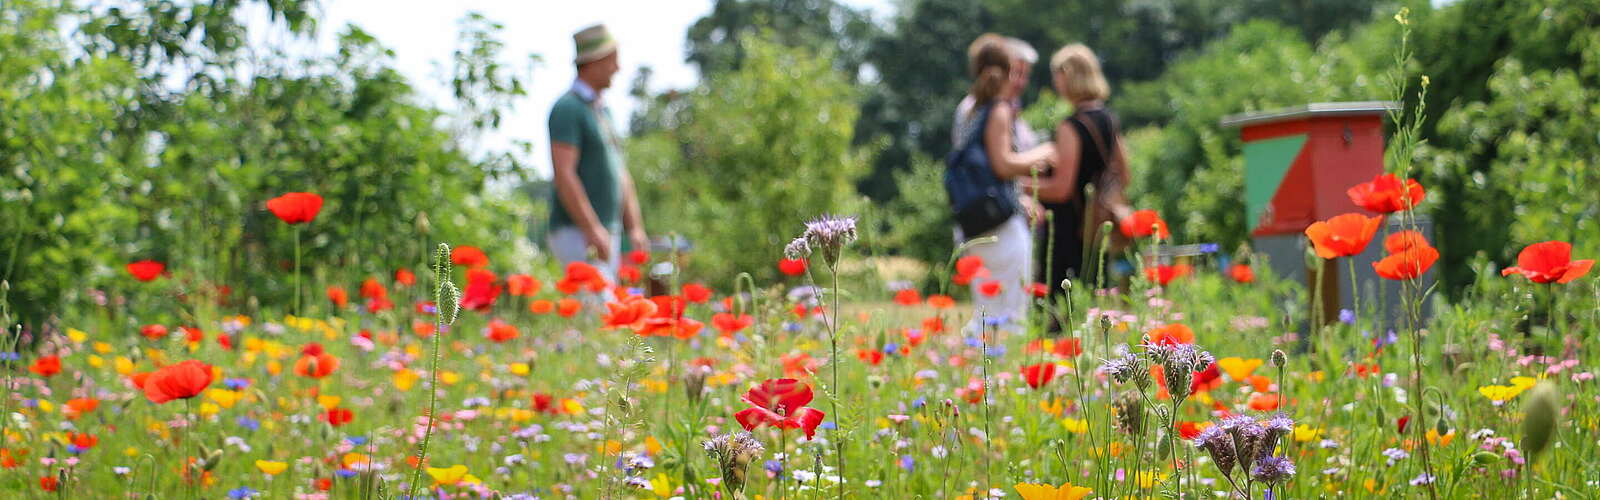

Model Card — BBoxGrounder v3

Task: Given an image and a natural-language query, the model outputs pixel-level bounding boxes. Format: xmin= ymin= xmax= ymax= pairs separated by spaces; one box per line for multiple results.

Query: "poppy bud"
xmin=1520 ymin=381 xmax=1559 ymax=463
xmin=1271 ymin=349 xmax=1287 ymax=368
xmin=1471 ymin=451 xmax=1500 ymax=465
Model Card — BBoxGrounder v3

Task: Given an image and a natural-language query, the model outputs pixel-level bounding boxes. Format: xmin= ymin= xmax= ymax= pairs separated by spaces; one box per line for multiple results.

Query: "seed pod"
xmin=1471 ymin=451 xmax=1500 ymax=465
xmin=1271 ymin=349 xmax=1287 ymax=368
xmin=1520 ymin=381 xmax=1559 ymax=463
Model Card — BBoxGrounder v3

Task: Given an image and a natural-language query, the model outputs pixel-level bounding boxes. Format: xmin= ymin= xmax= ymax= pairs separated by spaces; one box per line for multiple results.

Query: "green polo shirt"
xmin=548 ymin=90 xmax=623 ymax=233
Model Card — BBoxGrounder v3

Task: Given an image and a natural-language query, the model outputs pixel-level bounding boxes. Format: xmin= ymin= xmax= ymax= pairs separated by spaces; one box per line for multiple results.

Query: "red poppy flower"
xmin=65 ymin=398 xmax=100 ymax=418
xmin=532 ymin=393 xmax=556 ymax=414
xmin=40 ymin=476 xmax=59 ymax=492
xmin=395 ymin=268 xmax=416 ymax=286
xmin=627 ymin=249 xmax=649 ymax=265
xmin=294 ymin=343 xmax=340 ymax=378
xmin=902 ymin=328 xmax=927 ymax=347
xmin=144 ymin=360 xmax=213 ymax=404
xmin=953 ymin=256 xmax=989 ymax=285
xmin=326 ymin=285 xmax=349 ymax=308
xmin=1026 ymin=282 xmax=1050 ymax=298
xmin=639 ymin=316 xmax=705 ymax=339
xmin=978 ymin=280 xmax=1002 ymax=297
xmin=1147 ymin=323 xmax=1196 ymax=346
xmin=891 ymin=288 xmax=921 ymax=306
xmin=856 ymin=349 xmax=885 ymax=366
xmin=778 ymin=258 xmax=808 ymax=276
xmin=67 ymin=432 xmax=97 ymax=450
xmin=617 ymin=264 xmax=641 ymax=283
xmin=1176 ymin=421 xmax=1204 ymax=440
xmin=1396 ymin=415 xmax=1411 ymax=434
xmin=359 ymin=278 xmax=388 ymax=301
xmin=140 ymin=324 xmax=169 ymax=340
xmin=733 ymin=379 xmax=826 ymax=440
xmin=712 ymin=313 xmax=754 ymax=336
xmin=506 ymin=274 xmax=540 ymax=297
xmin=682 ymin=283 xmax=712 ymax=303
xmin=1383 ymin=230 xmax=1428 ymax=253
xmin=556 ymin=261 xmax=608 ymax=294
xmin=601 ymin=295 xmax=658 ymax=332
xmin=1053 ymin=338 xmax=1083 ymax=358
xmin=485 ymin=319 xmax=520 ymax=343
xmin=320 ymin=407 xmax=354 ymax=427
xmin=1190 ymin=362 xmax=1222 ymax=393
xmin=366 ymin=296 xmax=394 ymax=314
xmin=556 ymin=298 xmax=581 ymax=317
xmin=781 ymin=352 xmax=819 ymax=378
xmin=460 ymin=269 xmax=502 ymax=312
xmin=1020 ymin=362 xmax=1057 ymax=389
xmin=1501 ymin=240 xmax=1594 ymax=284
xmin=126 ymin=260 xmax=165 ymax=282
xmin=927 ymin=295 xmax=955 ymax=309
xmin=1228 ymin=264 xmax=1255 ymax=284
xmin=1374 ymin=244 xmax=1439 ymax=281
xmin=181 ymin=326 xmax=204 ymax=344
xmin=1145 ymin=264 xmax=1192 ymax=286
xmin=1305 ymin=213 xmax=1383 ymax=259
xmin=1347 ymin=173 xmax=1425 ymax=213
xmin=450 ymin=246 xmax=489 ymax=268
xmin=29 ymin=356 xmax=60 ymax=377
xmin=1119 ymin=209 xmax=1171 ymax=239
xmin=265 ymin=192 xmax=324 ymax=224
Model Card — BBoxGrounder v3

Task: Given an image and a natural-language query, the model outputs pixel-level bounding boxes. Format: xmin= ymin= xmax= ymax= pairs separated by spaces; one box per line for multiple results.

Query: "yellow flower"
xmin=561 ymin=398 xmax=583 ymax=414
xmin=67 ymin=328 xmax=88 ymax=343
xmin=341 ymin=453 xmax=372 ymax=469
xmin=509 ymin=363 xmax=530 ymax=376
xmin=317 ymin=395 xmax=342 ymax=410
xmin=426 ymin=465 xmax=469 ymax=485
xmin=394 ymin=369 xmax=419 ymax=391
xmin=640 ymin=378 xmax=668 ymax=393
xmin=93 ymin=341 xmax=113 ymax=354
xmin=645 ymin=436 xmax=664 ymax=456
xmin=1217 ymin=357 xmax=1262 ymax=382
xmin=114 ymin=357 xmax=135 ymax=376
xmin=37 ymin=400 xmax=54 ymax=413
xmin=198 ymin=402 xmax=220 ymax=417
xmin=1015 ymin=482 xmax=1092 ymax=500
xmin=439 ymin=371 xmax=462 ymax=385
xmin=598 ymin=440 xmax=622 ymax=455
xmin=1135 ymin=471 xmax=1165 ymax=489
xmin=1060 ymin=418 xmax=1088 ymax=434
xmin=1292 ymin=424 xmax=1323 ymax=443
xmin=1038 ymin=398 xmax=1063 ymax=417
xmin=256 ymin=460 xmax=288 ymax=475
xmin=208 ymin=389 xmax=242 ymax=409
xmin=88 ymin=355 xmax=104 ymax=368
xmin=650 ymin=472 xmax=673 ymax=498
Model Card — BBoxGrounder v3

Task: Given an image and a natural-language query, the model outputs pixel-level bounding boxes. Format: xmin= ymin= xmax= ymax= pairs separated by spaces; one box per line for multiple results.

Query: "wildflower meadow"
xmin=4 ymin=1 xmax=1599 ymax=499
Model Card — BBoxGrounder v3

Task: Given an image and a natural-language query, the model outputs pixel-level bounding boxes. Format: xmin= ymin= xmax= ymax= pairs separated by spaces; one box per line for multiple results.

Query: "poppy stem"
xmin=294 ymin=226 xmax=302 ymax=318
xmin=1346 ymin=257 xmax=1359 ymax=321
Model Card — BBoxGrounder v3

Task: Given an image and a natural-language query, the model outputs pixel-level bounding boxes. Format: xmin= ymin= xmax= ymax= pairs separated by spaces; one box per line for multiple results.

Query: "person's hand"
xmin=584 ymin=224 xmax=613 ymax=262
xmin=628 ymin=228 xmax=649 ymax=256
xmin=1020 ymin=195 xmax=1045 ymax=227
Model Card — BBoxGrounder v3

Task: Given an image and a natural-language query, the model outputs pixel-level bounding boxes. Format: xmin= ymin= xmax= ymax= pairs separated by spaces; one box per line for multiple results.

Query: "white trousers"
xmin=959 ymin=214 xmax=1032 ymax=332
xmin=546 ymin=225 xmax=621 ymax=281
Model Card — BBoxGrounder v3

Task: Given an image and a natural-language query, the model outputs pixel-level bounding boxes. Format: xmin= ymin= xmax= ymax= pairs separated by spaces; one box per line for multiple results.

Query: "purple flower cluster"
xmin=1192 ymin=412 xmax=1298 ymax=487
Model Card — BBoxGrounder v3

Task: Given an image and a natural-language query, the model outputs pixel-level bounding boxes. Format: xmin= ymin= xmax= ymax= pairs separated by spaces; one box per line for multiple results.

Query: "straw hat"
xmin=573 ymin=24 xmax=618 ymax=65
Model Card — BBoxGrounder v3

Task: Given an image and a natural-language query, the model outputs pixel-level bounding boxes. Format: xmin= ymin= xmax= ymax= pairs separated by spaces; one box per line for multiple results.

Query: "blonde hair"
xmin=1050 ymin=43 xmax=1110 ymax=102
xmin=969 ymin=43 xmax=1011 ymax=105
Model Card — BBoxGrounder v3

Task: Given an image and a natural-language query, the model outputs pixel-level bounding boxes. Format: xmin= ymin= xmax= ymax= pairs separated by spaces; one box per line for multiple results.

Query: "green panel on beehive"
xmin=1243 ymin=134 xmax=1308 ymax=232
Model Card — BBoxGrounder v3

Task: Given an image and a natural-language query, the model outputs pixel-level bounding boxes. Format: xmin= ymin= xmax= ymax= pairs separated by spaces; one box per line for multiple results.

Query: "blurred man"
xmin=547 ymin=24 xmax=647 ymax=278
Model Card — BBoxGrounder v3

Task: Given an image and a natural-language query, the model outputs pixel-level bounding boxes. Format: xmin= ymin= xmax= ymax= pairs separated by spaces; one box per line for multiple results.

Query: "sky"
xmin=249 ymin=0 xmax=895 ymax=178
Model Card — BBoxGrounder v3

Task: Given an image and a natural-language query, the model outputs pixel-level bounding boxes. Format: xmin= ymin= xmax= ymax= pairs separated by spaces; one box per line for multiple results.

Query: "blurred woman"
xmin=1024 ymin=43 xmax=1131 ymax=323
xmin=952 ymin=39 xmax=1055 ymax=332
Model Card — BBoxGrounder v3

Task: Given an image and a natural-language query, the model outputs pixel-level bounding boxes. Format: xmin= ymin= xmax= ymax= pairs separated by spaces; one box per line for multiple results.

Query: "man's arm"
xmin=619 ymin=166 xmax=647 ymax=251
xmin=551 ymin=141 xmax=611 ymax=261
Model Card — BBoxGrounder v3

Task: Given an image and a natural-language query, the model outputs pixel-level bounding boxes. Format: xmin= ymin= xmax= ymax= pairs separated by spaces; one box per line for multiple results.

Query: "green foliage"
xmin=879 ymin=155 xmax=953 ymax=274
xmin=630 ymin=35 xmax=874 ymax=283
xmin=0 ymin=1 xmax=534 ymax=330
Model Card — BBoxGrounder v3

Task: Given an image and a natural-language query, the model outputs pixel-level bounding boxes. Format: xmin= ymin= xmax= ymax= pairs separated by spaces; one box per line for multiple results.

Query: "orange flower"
xmin=856 ymin=349 xmax=885 ymax=366
xmin=682 ymin=283 xmax=712 ymax=303
xmin=1146 ymin=323 xmax=1195 ymax=346
xmin=64 ymin=398 xmax=100 ymax=418
xmin=506 ymin=274 xmax=540 ymax=297
xmin=126 ymin=260 xmax=165 ymax=282
xmin=712 ymin=313 xmax=753 ymax=336
xmin=320 ymin=407 xmax=354 ymax=427
xmin=360 ymin=278 xmax=388 ymax=301
xmin=556 ymin=298 xmax=582 ymax=317
xmin=528 ymin=299 xmax=554 ymax=314
xmin=1119 ymin=209 xmax=1171 ymax=239
xmin=1305 ymin=213 xmax=1383 ymax=259
xmin=485 ymin=319 xmax=520 ymax=343
xmin=1228 ymin=264 xmax=1255 ymax=283
xmin=1501 ymin=241 xmax=1594 ymax=284
xmin=1248 ymin=392 xmax=1281 ymax=411
xmin=1383 ymin=230 xmax=1429 ymax=253
xmin=953 ymin=256 xmax=989 ymax=285
xmin=927 ymin=295 xmax=955 ymax=309
xmin=1347 ymin=173 xmax=1425 ymax=213
xmin=394 ymin=268 xmax=416 ymax=286
xmin=978 ymin=280 xmax=1002 ymax=297
xmin=326 ymin=285 xmax=349 ymax=308
xmin=140 ymin=324 xmax=169 ymax=340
